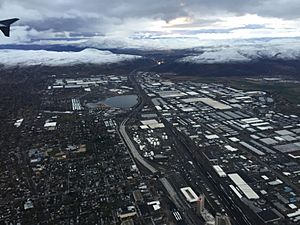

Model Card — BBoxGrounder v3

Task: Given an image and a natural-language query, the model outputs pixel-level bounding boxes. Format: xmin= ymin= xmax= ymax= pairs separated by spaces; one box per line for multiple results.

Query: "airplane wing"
xmin=0 ymin=18 xmax=19 ymax=37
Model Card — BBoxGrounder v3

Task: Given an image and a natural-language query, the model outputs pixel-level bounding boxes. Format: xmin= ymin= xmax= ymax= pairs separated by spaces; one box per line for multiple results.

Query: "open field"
xmin=162 ymin=74 xmax=300 ymax=104
xmin=226 ymin=79 xmax=300 ymax=104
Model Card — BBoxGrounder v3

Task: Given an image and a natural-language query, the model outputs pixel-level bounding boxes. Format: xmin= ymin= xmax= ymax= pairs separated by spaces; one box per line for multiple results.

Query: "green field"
xmin=227 ymin=80 xmax=300 ymax=104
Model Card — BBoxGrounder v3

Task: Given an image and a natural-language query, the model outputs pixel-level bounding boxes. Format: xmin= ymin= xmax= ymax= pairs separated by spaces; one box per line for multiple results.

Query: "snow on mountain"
xmin=79 ymin=36 xmax=204 ymax=50
xmin=178 ymin=39 xmax=300 ymax=64
xmin=180 ymin=47 xmax=252 ymax=64
xmin=77 ymin=36 xmax=300 ymax=64
xmin=0 ymin=48 xmax=141 ymax=67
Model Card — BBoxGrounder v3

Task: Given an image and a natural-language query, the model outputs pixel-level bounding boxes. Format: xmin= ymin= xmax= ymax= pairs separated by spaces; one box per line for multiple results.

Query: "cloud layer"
xmin=1 ymin=0 xmax=300 ymax=48
xmin=0 ymin=48 xmax=140 ymax=67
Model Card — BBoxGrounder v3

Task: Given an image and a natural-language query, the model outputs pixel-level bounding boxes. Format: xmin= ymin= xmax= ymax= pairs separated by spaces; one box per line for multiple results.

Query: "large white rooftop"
xmin=181 ymin=97 xmax=232 ymax=110
xmin=180 ymin=187 xmax=199 ymax=203
xmin=213 ymin=165 xmax=227 ymax=177
xmin=44 ymin=121 xmax=57 ymax=128
xmin=157 ymin=90 xmax=187 ymax=98
xmin=228 ymin=173 xmax=260 ymax=200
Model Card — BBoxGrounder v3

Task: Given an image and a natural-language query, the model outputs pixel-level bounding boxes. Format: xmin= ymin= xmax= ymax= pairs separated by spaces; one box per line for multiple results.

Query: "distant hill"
xmin=151 ymin=59 xmax=300 ymax=77
xmin=0 ymin=45 xmax=299 ymax=78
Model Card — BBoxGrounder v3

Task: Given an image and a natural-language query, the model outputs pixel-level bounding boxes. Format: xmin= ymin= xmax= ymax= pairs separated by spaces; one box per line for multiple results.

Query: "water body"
xmin=87 ymin=95 xmax=138 ymax=109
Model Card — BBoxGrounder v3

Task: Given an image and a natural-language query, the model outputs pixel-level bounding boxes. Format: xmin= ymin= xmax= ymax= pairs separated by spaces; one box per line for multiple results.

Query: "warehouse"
xmin=180 ymin=187 xmax=199 ymax=203
xmin=228 ymin=173 xmax=260 ymax=200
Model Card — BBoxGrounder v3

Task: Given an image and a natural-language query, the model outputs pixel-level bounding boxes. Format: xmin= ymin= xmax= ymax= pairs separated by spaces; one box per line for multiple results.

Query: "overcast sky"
xmin=1 ymin=0 xmax=300 ymax=49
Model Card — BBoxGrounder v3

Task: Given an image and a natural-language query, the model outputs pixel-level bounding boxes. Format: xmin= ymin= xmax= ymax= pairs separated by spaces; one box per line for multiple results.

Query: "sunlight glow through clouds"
xmin=148 ymin=14 xmax=300 ymax=41
xmin=166 ymin=17 xmax=192 ymax=26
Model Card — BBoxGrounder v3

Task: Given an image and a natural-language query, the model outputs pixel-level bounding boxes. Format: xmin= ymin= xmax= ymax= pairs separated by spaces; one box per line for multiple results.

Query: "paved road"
xmin=118 ymin=72 xmax=204 ymax=225
xmin=119 ymin=118 xmax=158 ymax=174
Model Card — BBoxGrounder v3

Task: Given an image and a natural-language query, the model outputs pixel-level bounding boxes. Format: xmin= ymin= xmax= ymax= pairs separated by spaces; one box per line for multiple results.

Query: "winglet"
xmin=0 ymin=18 xmax=19 ymax=37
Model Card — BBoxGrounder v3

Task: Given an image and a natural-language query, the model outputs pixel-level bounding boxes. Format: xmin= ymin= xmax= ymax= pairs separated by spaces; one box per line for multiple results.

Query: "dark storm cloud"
xmin=27 ymin=17 xmax=104 ymax=32
xmin=2 ymin=0 xmax=300 ymax=25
